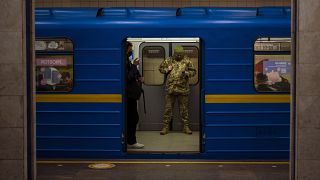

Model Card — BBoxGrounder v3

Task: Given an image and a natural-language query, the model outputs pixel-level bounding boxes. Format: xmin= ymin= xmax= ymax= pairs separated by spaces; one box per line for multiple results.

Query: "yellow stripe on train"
xmin=36 ymin=94 xmax=122 ymax=103
xmin=205 ymin=94 xmax=290 ymax=103
xmin=36 ymin=94 xmax=290 ymax=103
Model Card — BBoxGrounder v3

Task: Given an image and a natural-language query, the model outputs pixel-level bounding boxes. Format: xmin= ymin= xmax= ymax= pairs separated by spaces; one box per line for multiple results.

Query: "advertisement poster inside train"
xmin=35 ymin=55 xmax=73 ymax=92
xmin=254 ymin=54 xmax=291 ymax=92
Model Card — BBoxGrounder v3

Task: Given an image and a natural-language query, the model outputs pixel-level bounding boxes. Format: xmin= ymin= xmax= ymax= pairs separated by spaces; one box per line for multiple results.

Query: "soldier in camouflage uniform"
xmin=159 ymin=45 xmax=196 ymax=135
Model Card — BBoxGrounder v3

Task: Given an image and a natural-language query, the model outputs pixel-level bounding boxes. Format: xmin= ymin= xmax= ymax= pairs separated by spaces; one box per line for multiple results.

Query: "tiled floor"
xmin=128 ymin=131 xmax=200 ymax=152
xmin=37 ymin=161 xmax=289 ymax=180
xmin=36 ymin=131 xmax=289 ymax=179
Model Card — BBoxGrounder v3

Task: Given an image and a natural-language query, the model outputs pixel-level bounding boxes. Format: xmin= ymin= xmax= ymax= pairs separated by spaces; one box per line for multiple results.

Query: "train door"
xmin=126 ymin=38 xmax=200 ymax=153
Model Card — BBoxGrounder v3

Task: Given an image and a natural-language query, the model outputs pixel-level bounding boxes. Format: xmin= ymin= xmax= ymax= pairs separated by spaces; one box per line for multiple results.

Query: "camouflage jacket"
xmin=159 ymin=56 xmax=196 ymax=95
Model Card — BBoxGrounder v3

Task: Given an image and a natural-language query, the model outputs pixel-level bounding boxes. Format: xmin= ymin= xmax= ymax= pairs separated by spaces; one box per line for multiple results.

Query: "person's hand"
xmin=168 ymin=65 xmax=172 ymax=71
xmin=139 ymin=77 xmax=144 ymax=83
xmin=133 ymin=58 xmax=140 ymax=65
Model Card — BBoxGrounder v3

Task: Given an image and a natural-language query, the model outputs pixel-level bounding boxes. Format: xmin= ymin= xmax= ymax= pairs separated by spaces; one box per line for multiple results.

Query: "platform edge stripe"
xmin=205 ymin=94 xmax=290 ymax=103
xmin=36 ymin=94 xmax=122 ymax=103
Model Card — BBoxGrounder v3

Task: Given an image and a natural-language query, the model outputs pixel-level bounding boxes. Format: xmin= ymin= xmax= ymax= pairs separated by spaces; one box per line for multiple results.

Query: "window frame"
xmin=141 ymin=45 xmax=166 ymax=86
xmin=35 ymin=37 xmax=75 ymax=93
xmin=253 ymin=37 xmax=291 ymax=93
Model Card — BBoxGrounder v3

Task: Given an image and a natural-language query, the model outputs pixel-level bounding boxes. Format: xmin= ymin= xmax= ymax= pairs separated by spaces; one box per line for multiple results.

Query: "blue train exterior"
xmin=35 ymin=7 xmax=291 ymax=159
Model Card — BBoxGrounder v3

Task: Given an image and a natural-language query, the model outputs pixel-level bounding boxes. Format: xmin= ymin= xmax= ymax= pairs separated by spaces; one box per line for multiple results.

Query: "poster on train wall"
xmin=254 ymin=54 xmax=291 ymax=92
xmin=263 ymin=61 xmax=291 ymax=80
xmin=35 ymin=55 xmax=73 ymax=92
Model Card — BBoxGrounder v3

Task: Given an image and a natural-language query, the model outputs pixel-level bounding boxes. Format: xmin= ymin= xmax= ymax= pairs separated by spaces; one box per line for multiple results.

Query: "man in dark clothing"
xmin=126 ymin=42 xmax=144 ymax=149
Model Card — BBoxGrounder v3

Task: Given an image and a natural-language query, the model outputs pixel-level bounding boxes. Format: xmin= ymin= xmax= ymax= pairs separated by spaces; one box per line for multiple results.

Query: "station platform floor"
xmin=37 ymin=160 xmax=289 ymax=180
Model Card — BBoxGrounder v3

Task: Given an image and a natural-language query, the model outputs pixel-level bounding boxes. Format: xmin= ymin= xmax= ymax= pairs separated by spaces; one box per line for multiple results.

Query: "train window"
xmin=35 ymin=38 xmax=74 ymax=92
xmin=254 ymin=38 xmax=291 ymax=93
xmin=35 ymin=38 xmax=73 ymax=52
xmin=142 ymin=46 xmax=165 ymax=85
xmin=182 ymin=46 xmax=199 ymax=85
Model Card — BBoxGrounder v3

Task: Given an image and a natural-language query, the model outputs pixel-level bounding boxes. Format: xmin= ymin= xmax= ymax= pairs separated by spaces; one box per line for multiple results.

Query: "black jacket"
xmin=127 ymin=60 xmax=142 ymax=100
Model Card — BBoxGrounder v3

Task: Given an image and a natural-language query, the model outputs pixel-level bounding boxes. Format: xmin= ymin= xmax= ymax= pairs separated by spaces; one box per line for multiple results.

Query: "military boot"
xmin=160 ymin=125 xmax=169 ymax=135
xmin=183 ymin=125 xmax=192 ymax=135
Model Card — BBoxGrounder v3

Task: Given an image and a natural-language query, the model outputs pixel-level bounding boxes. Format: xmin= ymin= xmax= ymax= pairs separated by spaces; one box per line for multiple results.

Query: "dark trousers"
xmin=127 ymin=98 xmax=139 ymax=145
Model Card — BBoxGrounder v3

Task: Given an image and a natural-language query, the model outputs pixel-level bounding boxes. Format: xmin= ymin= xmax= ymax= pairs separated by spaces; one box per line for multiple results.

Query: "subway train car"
xmin=35 ymin=7 xmax=291 ymax=159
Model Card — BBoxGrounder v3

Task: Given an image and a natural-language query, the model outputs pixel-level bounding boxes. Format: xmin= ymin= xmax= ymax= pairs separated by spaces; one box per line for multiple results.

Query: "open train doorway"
xmin=126 ymin=38 xmax=201 ymax=153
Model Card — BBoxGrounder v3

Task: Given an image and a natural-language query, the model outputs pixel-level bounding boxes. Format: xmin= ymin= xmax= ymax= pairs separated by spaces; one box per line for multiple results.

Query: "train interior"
xmin=126 ymin=38 xmax=201 ymax=153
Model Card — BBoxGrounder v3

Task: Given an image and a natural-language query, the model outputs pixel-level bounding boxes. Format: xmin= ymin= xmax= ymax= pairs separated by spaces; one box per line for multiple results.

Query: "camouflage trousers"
xmin=163 ymin=94 xmax=189 ymax=126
